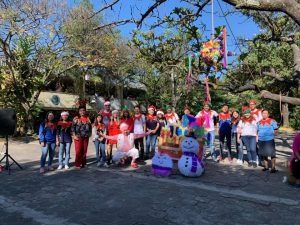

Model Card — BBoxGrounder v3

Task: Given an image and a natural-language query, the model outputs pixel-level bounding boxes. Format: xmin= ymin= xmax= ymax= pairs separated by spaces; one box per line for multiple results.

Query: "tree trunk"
xmin=291 ymin=43 xmax=300 ymax=92
xmin=170 ymin=67 xmax=177 ymax=108
xmin=116 ymin=84 xmax=124 ymax=109
xmin=223 ymin=0 xmax=300 ymax=26
xmin=260 ymin=90 xmax=300 ymax=105
xmin=282 ymin=103 xmax=289 ymax=127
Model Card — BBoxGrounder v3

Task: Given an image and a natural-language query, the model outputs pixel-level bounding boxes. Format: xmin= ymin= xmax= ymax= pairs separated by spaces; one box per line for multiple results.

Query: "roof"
xmin=37 ymin=91 xmax=145 ymax=111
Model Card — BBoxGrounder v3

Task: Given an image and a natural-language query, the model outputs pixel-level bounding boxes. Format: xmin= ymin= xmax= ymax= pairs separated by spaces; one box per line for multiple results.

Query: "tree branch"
xmin=222 ymin=0 xmax=300 ymax=26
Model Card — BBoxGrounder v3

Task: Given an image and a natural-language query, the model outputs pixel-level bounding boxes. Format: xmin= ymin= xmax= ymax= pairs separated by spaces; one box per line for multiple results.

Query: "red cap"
xmin=148 ymin=105 xmax=156 ymax=111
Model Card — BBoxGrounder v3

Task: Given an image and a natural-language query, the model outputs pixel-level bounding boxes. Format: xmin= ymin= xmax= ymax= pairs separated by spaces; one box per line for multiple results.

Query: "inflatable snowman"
xmin=152 ymin=153 xmax=173 ymax=176
xmin=178 ymin=137 xmax=205 ymax=177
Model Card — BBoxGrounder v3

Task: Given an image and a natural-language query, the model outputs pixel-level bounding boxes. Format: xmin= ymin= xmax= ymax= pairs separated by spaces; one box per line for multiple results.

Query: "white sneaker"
xmin=64 ymin=165 xmax=70 ymax=170
xmin=237 ymin=160 xmax=243 ymax=165
xmin=57 ymin=165 xmax=63 ymax=170
xmin=97 ymin=162 xmax=101 ymax=167
xmin=103 ymin=162 xmax=110 ymax=168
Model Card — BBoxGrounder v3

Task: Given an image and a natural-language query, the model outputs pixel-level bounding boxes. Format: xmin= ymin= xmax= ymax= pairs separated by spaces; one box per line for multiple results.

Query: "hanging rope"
xmin=211 ymin=0 xmax=214 ymax=39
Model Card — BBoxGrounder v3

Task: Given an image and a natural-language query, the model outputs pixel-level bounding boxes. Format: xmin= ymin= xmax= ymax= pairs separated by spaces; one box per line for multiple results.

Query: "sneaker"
xmin=97 ymin=162 xmax=101 ymax=167
xmin=103 ymin=162 xmax=110 ymax=168
xmin=212 ymin=155 xmax=218 ymax=162
xmin=57 ymin=165 xmax=63 ymax=170
xmin=39 ymin=167 xmax=45 ymax=174
xmin=252 ymin=162 xmax=257 ymax=168
xmin=248 ymin=162 xmax=252 ymax=167
xmin=131 ymin=163 xmax=139 ymax=168
xmin=48 ymin=166 xmax=54 ymax=171
xmin=237 ymin=159 xmax=243 ymax=165
xmin=270 ymin=168 xmax=277 ymax=173
xmin=64 ymin=165 xmax=70 ymax=170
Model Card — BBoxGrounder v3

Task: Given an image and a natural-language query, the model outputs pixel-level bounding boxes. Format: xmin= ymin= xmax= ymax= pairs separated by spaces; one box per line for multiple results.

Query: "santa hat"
xmin=120 ymin=123 xmax=129 ymax=131
xmin=156 ymin=110 xmax=164 ymax=115
xmin=112 ymin=110 xmax=119 ymax=114
xmin=104 ymin=101 xmax=111 ymax=106
xmin=61 ymin=111 xmax=69 ymax=116
xmin=148 ymin=105 xmax=156 ymax=111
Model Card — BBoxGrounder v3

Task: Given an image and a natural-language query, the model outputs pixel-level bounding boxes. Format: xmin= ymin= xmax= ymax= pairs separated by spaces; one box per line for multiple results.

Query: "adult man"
xmin=196 ymin=101 xmax=218 ymax=161
xmin=100 ymin=101 xmax=112 ymax=129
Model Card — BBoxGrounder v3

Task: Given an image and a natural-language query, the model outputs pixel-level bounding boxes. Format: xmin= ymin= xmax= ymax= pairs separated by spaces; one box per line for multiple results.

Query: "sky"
xmin=68 ymin=0 xmax=260 ymax=71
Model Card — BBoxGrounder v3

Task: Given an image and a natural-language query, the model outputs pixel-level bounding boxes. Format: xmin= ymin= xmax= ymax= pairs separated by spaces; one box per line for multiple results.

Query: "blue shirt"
xmin=258 ymin=119 xmax=278 ymax=141
xmin=39 ymin=122 xmax=57 ymax=143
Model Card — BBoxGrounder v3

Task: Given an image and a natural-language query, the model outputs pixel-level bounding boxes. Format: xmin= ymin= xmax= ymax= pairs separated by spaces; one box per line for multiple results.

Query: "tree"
xmin=0 ymin=0 xmax=74 ymax=133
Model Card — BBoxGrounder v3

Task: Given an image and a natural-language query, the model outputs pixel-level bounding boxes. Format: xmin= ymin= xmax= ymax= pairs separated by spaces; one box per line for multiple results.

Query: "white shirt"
xmin=133 ymin=114 xmax=146 ymax=134
xmin=238 ymin=120 xmax=257 ymax=136
xmin=165 ymin=112 xmax=179 ymax=126
xmin=251 ymin=109 xmax=262 ymax=122
xmin=195 ymin=110 xmax=218 ymax=131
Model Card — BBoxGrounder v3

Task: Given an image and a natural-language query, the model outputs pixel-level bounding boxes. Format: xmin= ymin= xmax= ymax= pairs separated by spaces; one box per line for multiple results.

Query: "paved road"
xmin=0 ymin=132 xmax=299 ymax=225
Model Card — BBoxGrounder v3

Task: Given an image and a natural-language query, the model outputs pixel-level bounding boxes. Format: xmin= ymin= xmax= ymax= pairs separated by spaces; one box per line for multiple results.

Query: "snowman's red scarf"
xmin=183 ymin=152 xmax=199 ymax=173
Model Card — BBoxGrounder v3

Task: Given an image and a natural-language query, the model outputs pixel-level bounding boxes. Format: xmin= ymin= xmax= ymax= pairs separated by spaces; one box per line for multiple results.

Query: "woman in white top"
xmin=237 ymin=109 xmax=258 ymax=167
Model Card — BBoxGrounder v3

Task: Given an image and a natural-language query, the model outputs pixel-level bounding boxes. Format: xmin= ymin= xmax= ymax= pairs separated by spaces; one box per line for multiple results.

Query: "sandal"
xmin=270 ymin=168 xmax=278 ymax=173
xmin=131 ymin=163 xmax=139 ymax=168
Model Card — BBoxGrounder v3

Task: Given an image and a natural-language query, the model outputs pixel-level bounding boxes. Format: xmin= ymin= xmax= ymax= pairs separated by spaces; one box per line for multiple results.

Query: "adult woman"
xmin=107 ymin=110 xmax=121 ymax=164
xmin=72 ymin=106 xmax=92 ymax=169
xmin=120 ymin=107 xmax=133 ymax=132
xmin=237 ymin=109 xmax=258 ymax=167
xmin=38 ymin=111 xmax=57 ymax=174
xmin=157 ymin=110 xmax=167 ymax=136
xmin=257 ymin=110 xmax=279 ymax=173
xmin=57 ymin=111 xmax=72 ymax=170
xmin=231 ymin=109 xmax=243 ymax=164
xmin=145 ymin=106 xmax=159 ymax=159
xmin=92 ymin=114 xmax=108 ymax=167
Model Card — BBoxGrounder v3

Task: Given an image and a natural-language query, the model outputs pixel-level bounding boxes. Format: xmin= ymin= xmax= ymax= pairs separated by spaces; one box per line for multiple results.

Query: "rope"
xmin=211 ymin=0 xmax=214 ymax=39
xmin=216 ymin=0 xmax=261 ymax=92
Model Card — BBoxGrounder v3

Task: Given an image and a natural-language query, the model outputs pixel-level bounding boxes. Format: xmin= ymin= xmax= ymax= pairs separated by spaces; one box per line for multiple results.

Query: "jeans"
xmin=204 ymin=130 xmax=216 ymax=160
xmin=146 ymin=134 xmax=158 ymax=156
xmin=40 ymin=142 xmax=56 ymax=168
xmin=134 ymin=137 xmax=144 ymax=158
xmin=241 ymin=136 xmax=257 ymax=162
xmin=219 ymin=130 xmax=232 ymax=158
xmin=232 ymin=133 xmax=243 ymax=160
xmin=58 ymin=142 xmax=71 ymax=166
xmin=94 ymin=139 xmax=106 ymax=162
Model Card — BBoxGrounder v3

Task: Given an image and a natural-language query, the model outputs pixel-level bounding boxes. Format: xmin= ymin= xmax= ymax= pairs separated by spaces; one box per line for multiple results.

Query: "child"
xmin=72 ymin=106 xmax=92 ymax=169
xmin=57 ymin=111 xmax=72 ymax=170
xmin=92 ymin=114 xmax=109 ymax=167
xmin=38 ymin=111 xmax=57 ymax=174
xmin=257 ymin=109 xmax=279 ymax=173
xmin=237 ymin=110 xmax=258 ymax=167
xmin=100 ymin=123 xmax=150 ymax=168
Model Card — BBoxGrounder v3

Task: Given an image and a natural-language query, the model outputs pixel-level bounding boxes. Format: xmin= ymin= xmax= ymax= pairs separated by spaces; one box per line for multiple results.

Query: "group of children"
xmin=38 ymin=99 xmax=284 ymax=175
